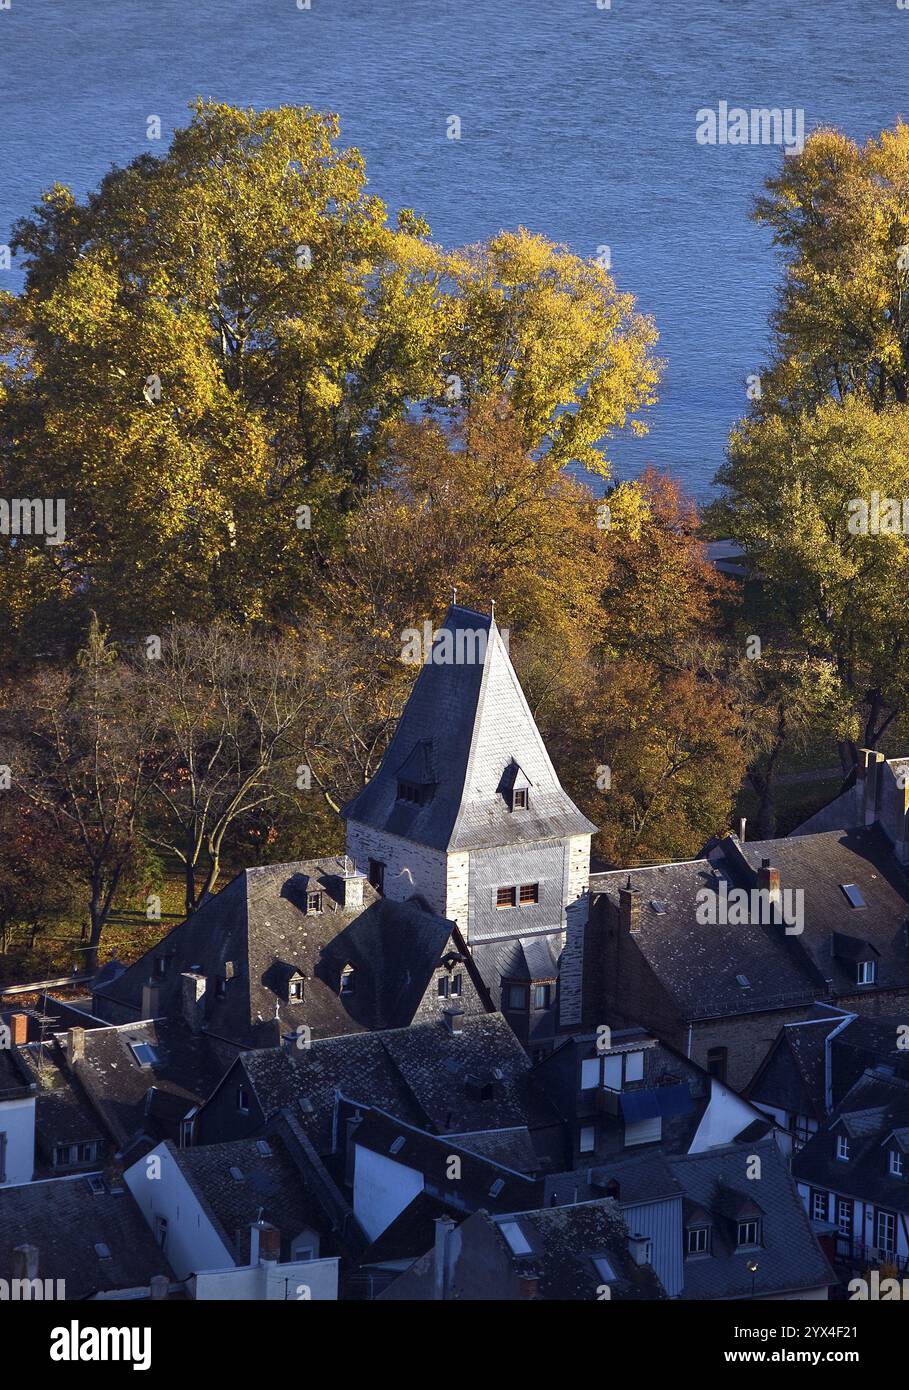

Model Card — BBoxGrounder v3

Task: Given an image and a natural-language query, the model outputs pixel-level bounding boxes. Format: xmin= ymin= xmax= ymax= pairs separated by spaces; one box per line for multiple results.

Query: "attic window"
xmin=736 ymin=1219 xmax=761 ymax=1249
xmin=512 ymin=787 xmax=529 ymax=811
xmin=289 ymin=977 xmax=305 ymax=1003
xmin=340 ymin=965 xmax=355 ymax=994
xmin=841 ymin=883 xmax=866 ymax=909
xmin=890 ymin=1149 xmax=904 ymax=1177
xmin=857 ymin=960 xmax=876 ymax=986
xmin=836 ymin=1134 xmax=850 ymax=1162
xmin=130 ymin=1042 xmax=159 ymax=1067
xmin=306 ymin=891 xmax=323 ymax=914
xmin=686 ymin=1226 xmax=711 ymax=1256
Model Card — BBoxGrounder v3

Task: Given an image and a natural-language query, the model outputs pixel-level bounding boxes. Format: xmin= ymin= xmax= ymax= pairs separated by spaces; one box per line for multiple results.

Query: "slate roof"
xmin=361 ymin=1190 xmax=460 ymax=1264
xmin=544 ymin=1150 xmax=682 ymax=1209
xmin=93 ymin=857 xmax=458 ymax=1048
xmin=18 ymin=1043 xmax=105 ymax=1162
xmin=590 ymin=860 xmax=817 ymax=1020
xmin=794 ymin=1070 xmax=909 ymax=1212
xmin=226 ymin=1012 xmax=551 ymax=1157
xmin=746 ymin=1012 xmax=849 ymax=1122
xmin=52 ymin=1020 xmax=226 ymax=1154
xmin=725 ymin=828 xmax=909 ymax=996
xmin=0 ymin=1044 xmax=34 ymax=1100
xmin=669 ymin=1140 xmax=834 ymax=1299
xmin=161 ymin=1134 xmax=327 ymax=1264
xmin=491 ymin=1201 xmax=666 ymax=1300
xmin=0 ymin=1175 xmax=172 ymax=1298
xmin=343 ymin=606 xmax=596 ymax=852
xmin=351 ymin=1106 xmax=543 ymax=1214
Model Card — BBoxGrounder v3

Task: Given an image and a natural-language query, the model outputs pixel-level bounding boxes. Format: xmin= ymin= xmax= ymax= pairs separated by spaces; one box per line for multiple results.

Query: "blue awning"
xmin=620 ymin=1084 xmax=693 ymax=1122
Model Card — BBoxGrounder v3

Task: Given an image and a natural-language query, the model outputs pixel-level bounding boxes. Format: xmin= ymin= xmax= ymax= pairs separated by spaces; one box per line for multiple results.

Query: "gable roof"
xmin=0 ymin=1175 xmax=172 ymax=1297
xmin=343 ymin=606 xmax=595 ymax=852
xmin=794 ymin=1069 xmax=909 ymax=1211
xmin=224 ymin=1012 xmax=548 ymax=1156
xmin=669 ymin=1140 xmax=834 ymax=1299
xmin=93 ymin=858 xmax=458 ymax=1048
xmin=746 ymin=1012 xmax=850 ymax=1122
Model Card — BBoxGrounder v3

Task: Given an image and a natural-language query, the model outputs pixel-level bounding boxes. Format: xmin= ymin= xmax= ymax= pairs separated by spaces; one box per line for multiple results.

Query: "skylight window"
xmin=736 ymin=974 xmax=751 ymax=990
xmin=593 ymin=1255 xmax=617 ymax=1283
xmin=841 ymin=883 xmax=866 ymax=909
xmin=488 ymin=1178 xmax=505 ymax=1198
xmin=650 ymin=900 xmax=668 ymax=915
xmin=389 ymin=1136 xmax=406 ymax=1155
xmin=94 ymin=1244 xmax=111 ymax=1260
xmin=130 ymin=1042 xmax=159 ymax=1067
xmin=500 ymin=1221 xmax=532 ymax=1256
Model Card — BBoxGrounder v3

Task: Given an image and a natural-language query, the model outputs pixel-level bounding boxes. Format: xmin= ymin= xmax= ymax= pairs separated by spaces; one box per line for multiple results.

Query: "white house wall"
xmin=0 ymin=1095 xmax=35 ymax=1186
xmin=353 ymin=1145 xmax=423 ymax=1241
xmin=124 ymin=1144 xmax=235 ymax=1282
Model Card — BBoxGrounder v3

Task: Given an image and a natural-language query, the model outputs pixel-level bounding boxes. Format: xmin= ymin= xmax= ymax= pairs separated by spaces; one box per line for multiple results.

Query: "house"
xmin=123 ymin=1134 xmax=338 ymax=1298
xmin=588 ymin=824 xmax=909 ymax=1090
xmin=92 ymin=856 xmax=484 ymax=1053
xmin=194 ymin=1011 xmax=563 ymax=1171
xmin=17 ymin=1039 xmax=107 ymax=1179
xmin=668 ymin=1140 xmax=834 ymax=1300
xmin=377 ymin=1200 xmax=666 ymax=1301
xmin=532 ymin=1026 xmax=787 ymax=1171
xmin=794 ymin=1068 xmax=909 ymax=1281
xmin=0 ymin=1172 xmax=173 ymax=1299
xmin=0 ymin=1019 xmax=35 ymax=1186
xmin=343 ymin=604 xmax=597 ymax=1040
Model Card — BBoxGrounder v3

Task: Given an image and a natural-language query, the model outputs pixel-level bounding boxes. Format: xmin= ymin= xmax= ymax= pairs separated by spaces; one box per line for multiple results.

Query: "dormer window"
xmin=857 ymin=960 xmax=876 ymax=985
xmin=398 ymin=780 xmax=430 ymax=805
xmin=736 ymin=1219 xmax=761 ymax=1248
xmin=686 ymin=1225 xmax=711 ymax=1256
xmin=289 ymin=976 xmax=305 ymax=1003
xmin=512 ymin=787 xmax=529 ymax=811
xmin=836 ymin=1134 xmax=850 ymax=1162
xmin=340 ymin=964 xmax=355 ymax=995
xmin=306 ymin=891 xmax=323 ymax=914
xmin=890 ymin=1149 xmax=904 ymax=1178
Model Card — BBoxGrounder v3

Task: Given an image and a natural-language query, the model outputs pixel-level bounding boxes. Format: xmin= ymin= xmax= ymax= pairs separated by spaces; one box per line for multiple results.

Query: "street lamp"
xmin=747 ymin=1258 xmax=759 ymax=1298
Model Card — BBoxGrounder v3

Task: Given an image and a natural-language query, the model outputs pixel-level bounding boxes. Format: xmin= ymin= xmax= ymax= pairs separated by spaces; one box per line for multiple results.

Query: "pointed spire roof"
xmin=343 ymin=605 xmax=596 ymax=851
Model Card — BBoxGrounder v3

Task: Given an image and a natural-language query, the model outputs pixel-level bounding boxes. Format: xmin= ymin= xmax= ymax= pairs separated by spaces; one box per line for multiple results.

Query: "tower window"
xmin=368 ymin=859 xmax=385 ymax=893
xmin=512 ymin=787 xmax=528 ymax=810
xmin=519 ymin=883 xmax=539 ymax=904
xmin=397 ymin=781 xmax=429 ymax=805
xmin=496 ymin=886 xmax=517 ymax=909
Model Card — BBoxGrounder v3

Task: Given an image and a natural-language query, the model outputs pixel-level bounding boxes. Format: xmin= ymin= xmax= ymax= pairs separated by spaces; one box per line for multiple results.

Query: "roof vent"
xmin=94 ymin=1244 xmax=112 ymax=1260
xmin=736 ymin=974 xmax=751 ymax=989
xmin=229 ymin=1166 xmax=244 ymax=1181
xmin=389 ymin=1135 xmax=406 ymax=1155
xmin=256 ymin=1139 xmax=273 ymax=1157
xmin=488 ymin=1177 xmax=505 ymax=1198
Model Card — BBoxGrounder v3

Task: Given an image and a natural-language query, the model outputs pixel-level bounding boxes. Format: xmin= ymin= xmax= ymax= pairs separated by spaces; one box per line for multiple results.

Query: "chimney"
xmin=141 ymin=981 xmax=161 ymax=1019
xmin=443 ymin=1006 xmax=464 ymax=1037
xmin=339 ymin=856 xmax=365 ymax=911
xmin=756 ymin=857 xmax=781 ymax=901
xmin=857 ymin=748 xmax=885 ymax=827
xmin=250 ymin=1220 xmax=281 ymax=1266
xmin=12 ymin=1244 xmax=38 ymax=1280
xmin=67 ymin=1027 xmax=85 ymax=1065
xmin=433 ymin=1216 xmax=455 ymax=1300
xmin=619 ymin=878 xmax=642 ymax=932
xmin=738 ymin=817 xmax=747 ymax=843
xmin=149 ymin=1275 xmax=169 ymax=1300
xmin=10 ymin=1013 xmax=28 ymax=1046
xmin=517 ymin=1268 xmax=541 ymax=1300
xmin=181 ymin=972 xmax=207 ymax=1033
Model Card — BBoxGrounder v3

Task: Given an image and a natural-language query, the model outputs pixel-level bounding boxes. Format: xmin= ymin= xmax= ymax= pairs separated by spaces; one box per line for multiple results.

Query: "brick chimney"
xmin=67 ymin=1027 xmax=85 ymax=1065
xmin=442 ymin=1006 xmax=464 ymax=1037
xmin=756 ymin=857 xmax=781 ymax=900
xmin=9 ymin=1013 xmax=28 ymax=1046
xmin=181 ymin=972 xmax=207 ymax=1033
xmin=517 ymin=1266 xmax=542 ymax=1299
xmin=619 ymin=878 xmax=642 ymax=933
xmin=12 ymin=1244 xmax=38 ymax=1280
xmin=250 ymin=1220 xmax=281 ymax=1265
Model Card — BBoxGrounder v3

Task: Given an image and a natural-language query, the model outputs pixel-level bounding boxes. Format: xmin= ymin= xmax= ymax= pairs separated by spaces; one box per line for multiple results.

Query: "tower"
xmin=343 ymin=605 xmax=595 ymax=1033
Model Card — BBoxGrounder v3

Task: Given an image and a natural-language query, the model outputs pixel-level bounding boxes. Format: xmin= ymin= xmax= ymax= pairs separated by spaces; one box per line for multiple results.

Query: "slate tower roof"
xmin=343 ymin=605 xmax=596 ymax=851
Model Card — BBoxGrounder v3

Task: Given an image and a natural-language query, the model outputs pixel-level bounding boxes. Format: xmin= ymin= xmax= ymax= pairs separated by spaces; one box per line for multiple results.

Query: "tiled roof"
xmin=343 ymin=606 xmax=595 ymax=852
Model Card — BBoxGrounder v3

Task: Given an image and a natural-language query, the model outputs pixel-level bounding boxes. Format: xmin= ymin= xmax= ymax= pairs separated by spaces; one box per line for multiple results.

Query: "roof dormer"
xmin=500 ymin=761 xmax=532 ymax=813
